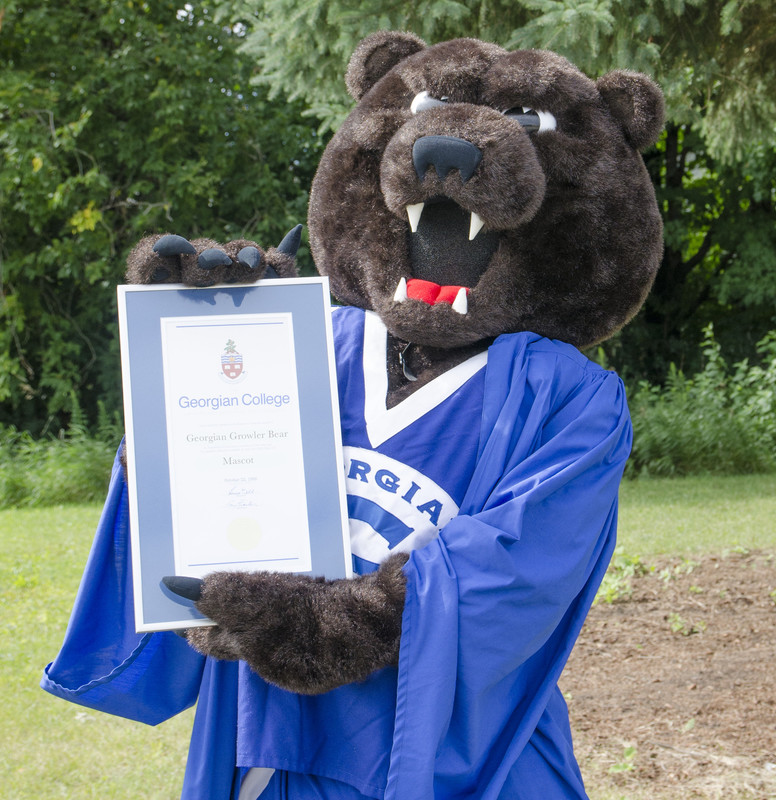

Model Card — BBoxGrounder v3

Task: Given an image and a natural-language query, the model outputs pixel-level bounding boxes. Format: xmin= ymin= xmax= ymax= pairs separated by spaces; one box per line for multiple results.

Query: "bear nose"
xmin=412 ymin=135 xmax=483 ymax=183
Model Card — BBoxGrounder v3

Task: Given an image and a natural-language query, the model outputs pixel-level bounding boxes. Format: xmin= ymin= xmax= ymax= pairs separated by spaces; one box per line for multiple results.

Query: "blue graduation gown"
xmin=42 ymin=321 xmax=631 ymax=799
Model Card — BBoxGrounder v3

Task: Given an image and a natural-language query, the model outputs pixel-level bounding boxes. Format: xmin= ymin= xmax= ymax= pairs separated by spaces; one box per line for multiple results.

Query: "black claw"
xmin=152 ymin=267 xmax=170 ymax=282
xmin=198 ymin=248 xmax=233 ymax=270
xmin=237 ymin=246 xmax=262 ymax=270
xmin=276 ymin=224 xmax=302 ymax=258
xmin=153 ymin=234 xmax=196 ymax=257
xmin=162 ymin=575 xmax=204 ymax=601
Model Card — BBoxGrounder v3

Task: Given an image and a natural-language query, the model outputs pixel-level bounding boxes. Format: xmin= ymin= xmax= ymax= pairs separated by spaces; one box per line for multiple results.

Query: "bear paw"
xmin=125 ymin=225 xmax=302 ymax=286
xmin=165 ymin=553 xmax=409 ymax=694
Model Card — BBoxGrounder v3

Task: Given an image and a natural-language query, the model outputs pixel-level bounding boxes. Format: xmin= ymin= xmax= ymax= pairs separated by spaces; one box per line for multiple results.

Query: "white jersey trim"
xmin=239 ymin=767 xmax=275 ymax=799
xmin=362 ymin=311 xmax=488 ymax=447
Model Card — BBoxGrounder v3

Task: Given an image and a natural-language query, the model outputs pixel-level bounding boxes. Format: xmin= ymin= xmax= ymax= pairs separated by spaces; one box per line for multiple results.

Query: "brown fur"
xmin=187 ymin=553 xmax=409 ymax=694
xmin=346 ymin=31 xmax=426 ymax=101
xmin=125 ymin=236 xmax=298 ymax=286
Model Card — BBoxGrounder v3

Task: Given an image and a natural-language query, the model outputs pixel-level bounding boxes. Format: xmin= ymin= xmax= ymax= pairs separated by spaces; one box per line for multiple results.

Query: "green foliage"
xmin=0 ymin=1 xmax=324 ymax=432
xmin=667 ymin=612 xmax=706 ymax=635
xmin=599 ymin=126 xmax=776 ymax=382
xmin=221 ymin=0 xmax=532 ymax=131
xmin=3 ymin=1 xmax=775 ymax=434
xmin=0 ymin=399 xmax=122 ymax=508
xmin=594 ymin=549 xmax=650 ymax=605
xmin=229 ymin=0 xmax=776 ymax=159
xmin=659 ymin=557 xmax=699 ymax=584
xmin=607 ymin=744 xmax=637 ymax=774
xmin=627 ymin=326 xmax=776 ymax=477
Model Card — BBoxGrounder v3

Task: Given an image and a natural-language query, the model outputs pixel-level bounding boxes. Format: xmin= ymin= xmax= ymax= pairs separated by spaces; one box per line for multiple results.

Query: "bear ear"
xmin=345 ymin=31 xmax=427 ymax=101
xmin=596 ymin=70 xmax=665 ymax=150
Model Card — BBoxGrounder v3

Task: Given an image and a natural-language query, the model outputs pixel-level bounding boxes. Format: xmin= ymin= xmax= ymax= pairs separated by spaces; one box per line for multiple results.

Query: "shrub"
xmin=627 ymin=326 xmax=776 ymax=477
xmin=0 ymin=399 xmax=122 ymax=508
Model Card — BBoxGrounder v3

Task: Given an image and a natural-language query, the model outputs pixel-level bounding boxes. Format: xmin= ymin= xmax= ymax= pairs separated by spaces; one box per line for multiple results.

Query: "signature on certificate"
xmin=227 ymin=499 xmax=260 ymax=509
xmin=226 ymin=484 xmax=259 ymax=509
xmin=228 ymin=485 xmax=257 ymax=497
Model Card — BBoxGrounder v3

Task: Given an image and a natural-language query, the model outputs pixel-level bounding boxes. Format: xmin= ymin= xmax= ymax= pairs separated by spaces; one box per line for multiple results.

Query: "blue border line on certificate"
xmin=172 ymin=322 xmax=284 ymax=327
xmin=188 ymin=557 xmax=301 ymax=567
xmin=118 ymin=278 xmax=351 ymax=632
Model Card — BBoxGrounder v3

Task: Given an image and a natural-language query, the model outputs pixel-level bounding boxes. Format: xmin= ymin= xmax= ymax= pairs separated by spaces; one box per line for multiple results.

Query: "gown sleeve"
xmin=40 ymin=446 xmax=206 ymax=725
xmin=387 ymin=336 xmax=632 ymax=800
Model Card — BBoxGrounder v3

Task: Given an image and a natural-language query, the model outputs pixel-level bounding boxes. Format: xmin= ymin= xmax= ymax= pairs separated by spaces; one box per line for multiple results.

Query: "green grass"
xmin=618 ymin=473 xmax=776 ymax=556
xmin=1 ymin=505 xmax=193 ymax=799
xmin=2 ymin=473 xmax=775 ymax=799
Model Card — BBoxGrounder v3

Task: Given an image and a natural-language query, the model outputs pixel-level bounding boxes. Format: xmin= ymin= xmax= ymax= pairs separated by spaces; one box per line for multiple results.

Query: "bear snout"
xmin=412 ymin=136 xmax=483 ymax=183
xmin=380 ymin=104 xmax=546 ymax=233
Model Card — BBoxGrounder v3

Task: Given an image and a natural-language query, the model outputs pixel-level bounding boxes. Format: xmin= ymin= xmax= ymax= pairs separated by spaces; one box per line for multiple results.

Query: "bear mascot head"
xmin=57 ymin=31 xmax=665 ymax=800
xmin=310 ymin=31 xmax=662 ymax=354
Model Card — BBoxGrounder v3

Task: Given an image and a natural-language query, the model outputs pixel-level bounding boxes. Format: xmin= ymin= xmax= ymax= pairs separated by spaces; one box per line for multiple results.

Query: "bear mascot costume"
xmin=42 ymin=31 xmax=664 ymax=800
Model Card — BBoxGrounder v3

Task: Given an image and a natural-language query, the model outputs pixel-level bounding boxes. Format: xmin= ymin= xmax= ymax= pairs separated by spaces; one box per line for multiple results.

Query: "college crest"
xmin=221 ymin=339 xmax=243 ymax=380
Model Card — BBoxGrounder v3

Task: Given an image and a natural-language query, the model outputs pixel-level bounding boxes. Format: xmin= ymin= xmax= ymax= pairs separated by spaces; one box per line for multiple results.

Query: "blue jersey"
xmin=42 ymin=308 xmax=632 ymax=800
xmin=336 ymin=308 xmax=488 ymax=574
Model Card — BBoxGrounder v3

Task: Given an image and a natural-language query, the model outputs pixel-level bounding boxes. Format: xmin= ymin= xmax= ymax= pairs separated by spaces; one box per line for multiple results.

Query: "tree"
xmin=227 ymin=0 xmax=776 ymax=152
xmin=615 ymin=124 xmax=776 ymax=381
xmin=227 ymin=0 xmax=776 ymax=379
xmin=219 ymin=0 xmax=533 ymax=132
xmin=0 ymin=1 xmax=323 ymax=433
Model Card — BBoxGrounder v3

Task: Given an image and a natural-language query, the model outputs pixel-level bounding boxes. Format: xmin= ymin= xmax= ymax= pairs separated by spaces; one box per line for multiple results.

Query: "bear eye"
xmin=504 ymin=107 xmax=557 ymax=134
xmin=411 ymin=91 xmax=449 ymax=114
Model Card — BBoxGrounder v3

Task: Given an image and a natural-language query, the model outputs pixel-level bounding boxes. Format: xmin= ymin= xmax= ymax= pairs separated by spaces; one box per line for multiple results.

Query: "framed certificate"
xmin=117 ymin=278 xmax=352 ymax=632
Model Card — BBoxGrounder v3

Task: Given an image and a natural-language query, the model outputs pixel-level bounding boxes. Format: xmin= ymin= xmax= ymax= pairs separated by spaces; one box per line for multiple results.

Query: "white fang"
xmin=452 ymin=288 xmax=468 ymax=314
xmin=468 ymin=212 xmax=485 ymax=241
xmin=406 ymin=203 xmax=424 ymax=233
xmin=393 ymin=277 xmax=408 ymax=303
xmin=536 ymin=110 xmax=557 ymax=132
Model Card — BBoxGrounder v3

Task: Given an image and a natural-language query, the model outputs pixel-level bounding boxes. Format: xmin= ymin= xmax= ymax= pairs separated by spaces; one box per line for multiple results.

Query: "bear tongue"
xmin=396 ymin=278 xmax=469 ymax=314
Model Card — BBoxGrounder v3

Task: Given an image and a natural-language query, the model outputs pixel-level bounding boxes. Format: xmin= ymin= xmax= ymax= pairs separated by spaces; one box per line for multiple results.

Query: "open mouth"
xmin=394 ymin=198 xmax=500 ymax=315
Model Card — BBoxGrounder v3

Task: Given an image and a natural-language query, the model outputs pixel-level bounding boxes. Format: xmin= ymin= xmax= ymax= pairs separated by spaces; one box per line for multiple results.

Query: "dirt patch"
xmin=561 ymin=550 xmax=776 ymax=800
